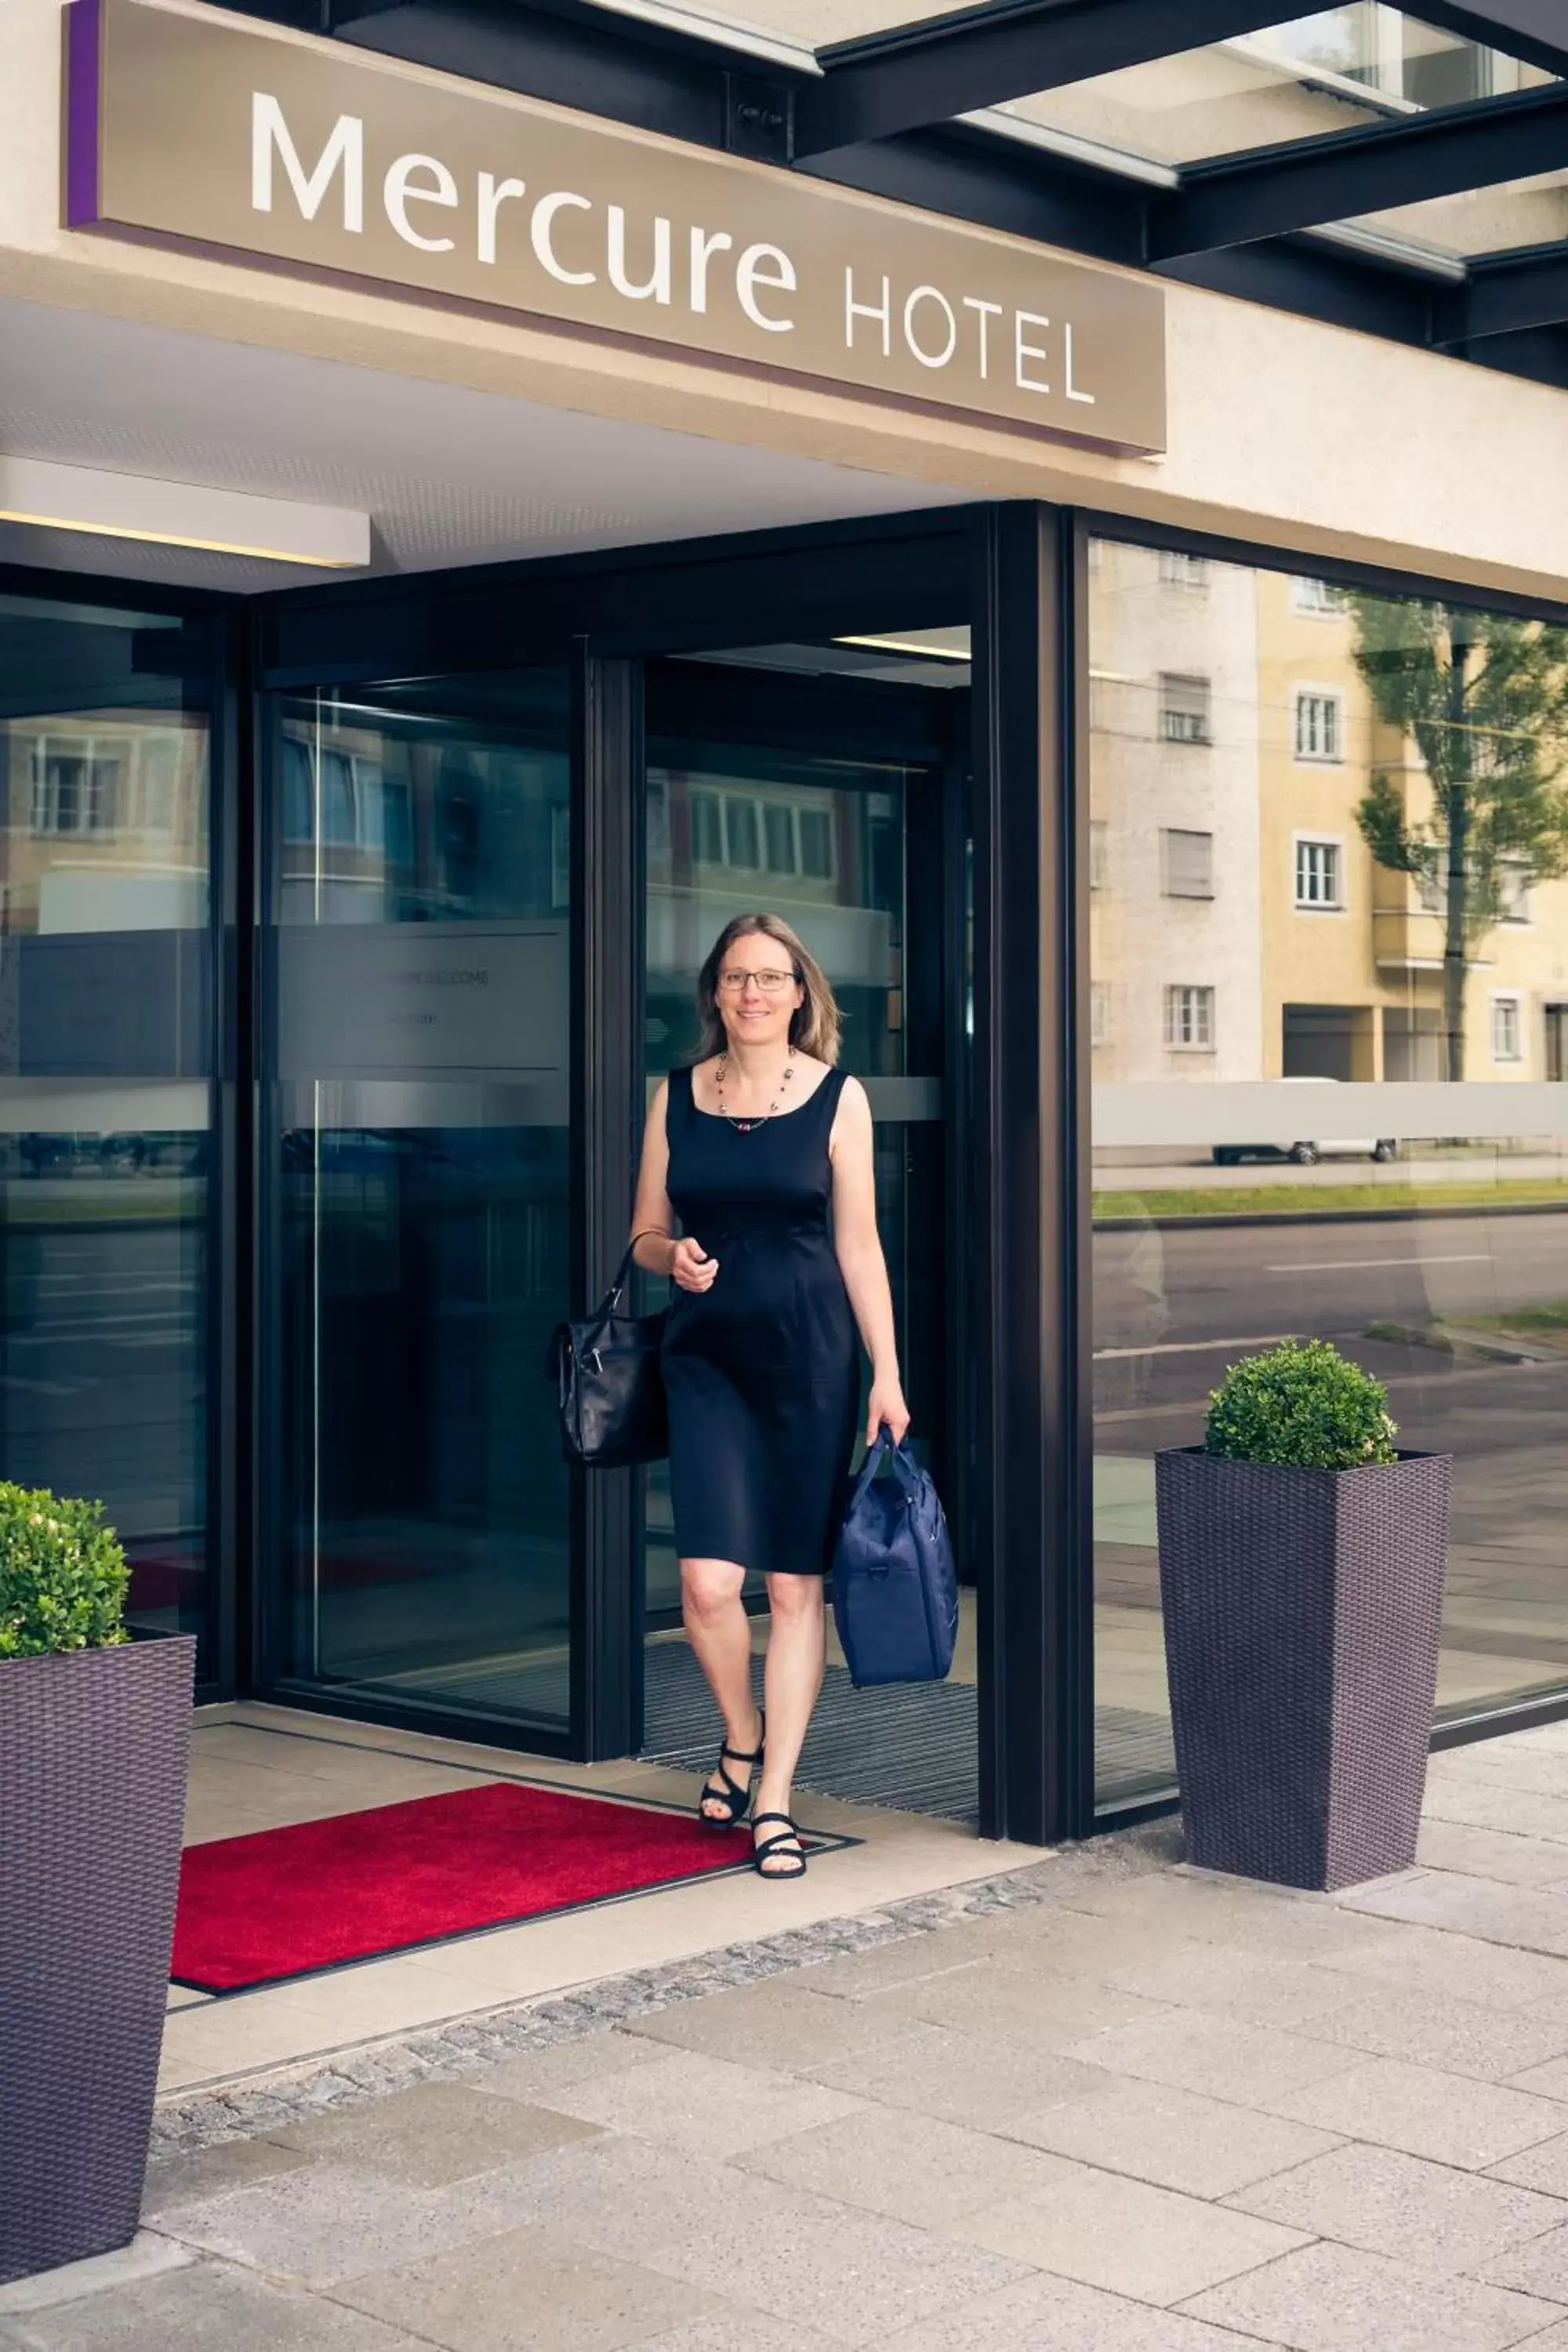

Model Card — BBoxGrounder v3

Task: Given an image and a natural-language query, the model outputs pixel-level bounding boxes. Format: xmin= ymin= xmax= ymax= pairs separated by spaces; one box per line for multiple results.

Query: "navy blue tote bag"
xmin=832 ymin=1431 xmax=959 ymax=1688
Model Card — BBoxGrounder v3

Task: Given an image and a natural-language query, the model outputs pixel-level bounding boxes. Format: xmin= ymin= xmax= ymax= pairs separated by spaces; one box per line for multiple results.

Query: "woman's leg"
xmin=754 ymin=1573 xmax=826 ymax=1870
xmin=681 ymin=1555 xmax=762 ymax=1819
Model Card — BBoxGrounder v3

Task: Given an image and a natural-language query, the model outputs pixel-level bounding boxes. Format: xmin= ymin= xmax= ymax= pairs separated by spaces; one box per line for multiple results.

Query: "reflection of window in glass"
xmin=1261 ymin=6 xmax=1377 ymax=85
xmin=1294 ymin=690 xmax=1344 ymax=763
xmin=550 ymin=804 xmax=570 ymax=911
xmin=1159 ymin=550 xmax=1210 ymax=592
xmin=1493 ymin=994 xmax=1523 ymax=1064
xmin=320 ymin=748 xmax=358 ymax=844
xmin=1163 ymin=984 xmax=1215 ymax=1051
xmin=725 ymin=797 xmax=760 ymax=871
xmin=1089 ymin=821 xmax=1109 ymax=891
xmin=1501 ymin=859 xmax=1534 ymax=924
xmin=1091 ymin=981 xmax=1109 ymax=1047
xmin=1295 ymin=837 xmax=1344 ymax=909
xmin=647 ymin=778 xmax=670 ymax=867
xmin=797 ymin=808 xmax=833 ymax=881
xmin=129 ymin=736 xmax=180 ymax=840
xmin=1162 ymin=828 xmax=1214 ymax=899
xmin=1159 ymin=673 xmax=1211 ymax=746
xmin=30 ymin=735 xmax=125 ymax=836
xmin=283 ymin=736 xmax=314 ymax=844
xmin=764 ymin=804 xmax=793 ymax=875
xmin=691 ymin=789 xmax=724 ymax=865
xmin=1291 ymin=576 xmax=1347 ymax=617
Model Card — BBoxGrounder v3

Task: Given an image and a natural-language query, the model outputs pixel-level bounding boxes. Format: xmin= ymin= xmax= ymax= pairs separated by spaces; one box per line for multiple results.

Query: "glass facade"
xmin=16 ymin=495 xmax=1568 ymax=1835
xmin=266 ymin=675 xmax=575 ymax=1733
xmin=0 ymin=593 xmax=214 ymax=1661
xmin=1091 ymin=535 xmax=1568 ymax=1805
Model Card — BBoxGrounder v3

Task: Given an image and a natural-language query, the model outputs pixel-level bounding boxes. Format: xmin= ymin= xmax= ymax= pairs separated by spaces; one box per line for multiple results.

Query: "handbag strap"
xmin=848 ymin=1424 xmax=926 ymax=1512
xmin=608 ymin=1231 xmax=670 ymax=1310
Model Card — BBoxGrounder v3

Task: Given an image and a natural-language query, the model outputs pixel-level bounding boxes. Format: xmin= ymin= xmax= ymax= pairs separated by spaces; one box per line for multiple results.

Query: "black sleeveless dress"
xmin=661 ymin=1063 xmax=861 ymax=1577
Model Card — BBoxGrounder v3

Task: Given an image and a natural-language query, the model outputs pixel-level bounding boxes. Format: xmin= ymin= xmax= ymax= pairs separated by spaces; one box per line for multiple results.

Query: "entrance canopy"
xmin=295 ymin=0 xmax=1568 ymax=390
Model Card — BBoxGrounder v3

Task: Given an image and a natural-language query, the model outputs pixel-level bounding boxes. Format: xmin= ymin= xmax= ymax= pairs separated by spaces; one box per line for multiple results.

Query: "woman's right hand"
xmin=670 ymin=1235 xmax=719 ymax=1293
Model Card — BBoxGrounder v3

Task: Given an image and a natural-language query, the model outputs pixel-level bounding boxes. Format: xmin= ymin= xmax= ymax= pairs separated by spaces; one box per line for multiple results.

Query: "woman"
xmin=630 ymin=912 xmax=909 ymax=1880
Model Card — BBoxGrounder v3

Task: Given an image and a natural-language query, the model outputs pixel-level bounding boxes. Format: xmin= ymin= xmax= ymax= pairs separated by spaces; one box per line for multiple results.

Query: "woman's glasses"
xmin=717 ymin=968 xmax=799 ymax=994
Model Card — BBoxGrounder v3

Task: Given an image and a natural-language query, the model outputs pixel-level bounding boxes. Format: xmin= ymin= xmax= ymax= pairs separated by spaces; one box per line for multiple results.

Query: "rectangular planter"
xmin=0 ymin=1634 xmax=194 ymax=2285
xmin=1155 ymin=1447 xmax=1450 ymax=1893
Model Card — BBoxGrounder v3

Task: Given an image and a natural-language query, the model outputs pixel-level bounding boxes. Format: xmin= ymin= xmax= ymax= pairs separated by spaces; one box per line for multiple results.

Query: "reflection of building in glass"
xmin=1088 ymin=540 xmax=1262 ymax=1082
xmin=278 ymin=712 xmax=568 ymax=925
xmin=1091 ymin=541 xmax=1568 ymax=1082
xmin=646 ymin=759 xmax=904 ymax=1076
xmin=0 ymin=714 xmax=208 ymax=935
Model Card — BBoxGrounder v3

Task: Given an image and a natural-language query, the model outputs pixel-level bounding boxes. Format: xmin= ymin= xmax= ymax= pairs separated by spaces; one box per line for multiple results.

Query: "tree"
xmin=1350 ymin=597 xmax=1568 ymax=1080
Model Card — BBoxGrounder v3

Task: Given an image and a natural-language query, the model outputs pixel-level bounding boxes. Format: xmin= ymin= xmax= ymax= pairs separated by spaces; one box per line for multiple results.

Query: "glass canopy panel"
xmin=1344 ymin=171 xmax=1568 ymax=259
xmin=671 ymin=0 xmax=975 ymax=43
xmin=989 ymin=9 xmax=1555 ymax=172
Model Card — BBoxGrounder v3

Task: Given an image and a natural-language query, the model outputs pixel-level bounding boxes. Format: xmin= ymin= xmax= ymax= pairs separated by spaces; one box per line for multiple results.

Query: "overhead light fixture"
xmin=834 ymin=630 xmax=971 ymax=662
xmin=0 ymin=456 xmax=371 ymax=568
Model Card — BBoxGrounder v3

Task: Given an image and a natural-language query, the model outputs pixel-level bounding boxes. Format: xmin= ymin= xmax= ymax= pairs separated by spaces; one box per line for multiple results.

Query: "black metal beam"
xmin=1417 ymin=2 xmax=1568 ymax=79
xmin=1434 ymin=243 xmax=1568 ymax=343
xmin=202 ymin=0 xmax=1568 ymax=409
xmin=1150 ymin=82 xmax=1568 ymax=260
xmin=796 ymin=0 xmax=1305 ymax=160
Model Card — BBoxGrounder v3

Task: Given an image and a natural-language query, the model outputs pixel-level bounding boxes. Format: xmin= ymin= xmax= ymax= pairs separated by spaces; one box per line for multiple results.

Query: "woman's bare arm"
xmin=830 ymin=1077 xmax=910 ymax=1443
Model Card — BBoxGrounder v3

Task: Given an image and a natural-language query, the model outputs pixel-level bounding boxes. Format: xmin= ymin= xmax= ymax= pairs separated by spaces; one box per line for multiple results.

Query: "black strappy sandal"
xmin=752 ymin=1811 xmax=808 ymax=1881
xmin=697 ymin=1712 xmax=764 ymax=1830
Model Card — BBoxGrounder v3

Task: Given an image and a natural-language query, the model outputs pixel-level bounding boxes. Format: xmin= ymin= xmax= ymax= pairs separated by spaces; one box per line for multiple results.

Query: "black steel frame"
xmin=218 ymin=0 xmax=1568 ymax=390
xmin=20 ymin=474 xmax=1568 ymax=1836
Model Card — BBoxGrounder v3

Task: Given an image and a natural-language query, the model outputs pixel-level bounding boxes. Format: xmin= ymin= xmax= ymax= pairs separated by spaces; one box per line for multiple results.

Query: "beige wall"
xmin=5 ymin=0 xmax=1568 ymax=604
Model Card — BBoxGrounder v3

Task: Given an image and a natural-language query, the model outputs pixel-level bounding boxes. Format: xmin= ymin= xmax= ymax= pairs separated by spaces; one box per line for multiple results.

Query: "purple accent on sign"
xmin=64 ymin=0 xmax=103 ymax=228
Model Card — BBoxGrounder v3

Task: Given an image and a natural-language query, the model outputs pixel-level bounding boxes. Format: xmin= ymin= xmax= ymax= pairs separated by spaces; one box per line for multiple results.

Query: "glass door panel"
xmin=265 ymin=674 xmax=574 ymax=1735
xmin=0 ymin=594 xmax=214 ymax=1664
xmin=640 ymin=630 xmax=974 ymax=1818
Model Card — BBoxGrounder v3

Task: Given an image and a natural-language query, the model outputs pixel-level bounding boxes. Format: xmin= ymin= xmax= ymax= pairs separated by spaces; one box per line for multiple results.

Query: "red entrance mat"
xmin=171 ymin=1780 xmax=768 ymax=1993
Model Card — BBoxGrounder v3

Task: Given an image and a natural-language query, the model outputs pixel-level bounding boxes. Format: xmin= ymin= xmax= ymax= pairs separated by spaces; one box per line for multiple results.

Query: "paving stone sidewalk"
xmin=20 ymin=1728 xmax=1568 ymax=2349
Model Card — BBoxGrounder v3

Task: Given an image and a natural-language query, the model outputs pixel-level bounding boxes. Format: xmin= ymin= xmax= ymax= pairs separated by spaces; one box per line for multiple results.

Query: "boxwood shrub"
xmin=0 ymin=1485 xmax=130 ymax=1658
xmin=1205 ymin=1338 xmax=1398 ymax=1472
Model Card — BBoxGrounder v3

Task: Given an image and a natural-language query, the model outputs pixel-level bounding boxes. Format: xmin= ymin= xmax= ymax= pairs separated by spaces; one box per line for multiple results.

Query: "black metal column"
xmin=971 ymin=503 xmax=1091 ymax=1846
xmin=568 ymin=644 xmax=645 ymax=1762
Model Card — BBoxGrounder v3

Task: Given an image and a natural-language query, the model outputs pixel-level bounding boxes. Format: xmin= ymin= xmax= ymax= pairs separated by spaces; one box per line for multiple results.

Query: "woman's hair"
xmin=694 ymin=912 xmax=842 ymax=1065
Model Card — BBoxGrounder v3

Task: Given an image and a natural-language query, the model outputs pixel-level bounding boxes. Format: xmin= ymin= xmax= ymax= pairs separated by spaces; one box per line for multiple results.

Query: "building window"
xmin=1162 ymin=827 xmax=1214 ymax=899
xmin=30 ymin=735 xmax=125 ymax=837
xmin=1164 ymin=984 xmax=1215 ymax=1051
xmin=1292 ymin=576 xmax=1346 ymax=617
xmin=1294 ymin=837 xmax=1343 ymax=909
xmin=1159 ymin=549 xmax=1210 ymax=591
xmin=1091 ymin=982 xmax=1109 ymax=1047
xmin=1294 ymin=690 xmax=1344 ymax=762
xmin=1501 ymin=859 xmax=1534 ymax=924
xmin=1493 ymin=995 xmax=1523 ymax=1064
xmin=1160 ymin=673 xmax=1211 ymax=745
xmin=1089 ymin=821 xmax=1109 ymax=891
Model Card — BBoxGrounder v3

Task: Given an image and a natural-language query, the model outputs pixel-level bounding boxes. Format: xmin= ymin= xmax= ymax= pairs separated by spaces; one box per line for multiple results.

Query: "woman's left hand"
xmin=866 ymin=1377 xmax=910 ymax=1448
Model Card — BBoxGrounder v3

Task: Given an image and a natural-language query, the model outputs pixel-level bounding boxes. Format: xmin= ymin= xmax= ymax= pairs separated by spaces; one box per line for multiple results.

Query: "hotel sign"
xmin=64 ymin=0 xmax=1167 ymax=454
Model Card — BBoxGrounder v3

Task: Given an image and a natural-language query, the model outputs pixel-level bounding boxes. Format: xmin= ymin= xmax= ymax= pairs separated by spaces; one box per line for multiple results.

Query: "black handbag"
xmin=543 ymin=1243 xmax=668 ymax=1467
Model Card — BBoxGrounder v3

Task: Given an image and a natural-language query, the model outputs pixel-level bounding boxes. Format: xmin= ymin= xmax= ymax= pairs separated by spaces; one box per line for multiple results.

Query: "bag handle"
xmin=608 ymin=1230 xmax=670 ymax=1310
xmin=846 ymin=1424 xmax=920 ymax=1512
